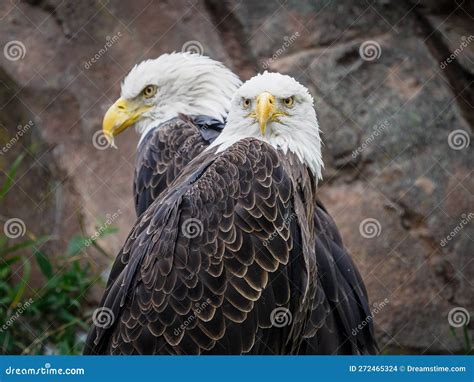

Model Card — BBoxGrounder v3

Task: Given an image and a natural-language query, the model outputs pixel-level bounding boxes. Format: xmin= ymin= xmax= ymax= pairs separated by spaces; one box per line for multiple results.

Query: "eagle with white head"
xmin=85 ymin=72 xmax=377 ymax=355
xmin=211 ymin=71 xmax=323 ymax=179
xmin=101 ymin=52 xmax=242 ymax=215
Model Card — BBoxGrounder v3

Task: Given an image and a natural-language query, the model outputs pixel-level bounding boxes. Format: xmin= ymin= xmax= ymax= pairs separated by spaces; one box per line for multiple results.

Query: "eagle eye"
xmin=143 ymin=85 xmax=158 ymax=98
xmin=242 ymin=98 xmax=251 ymax=109
xmin=283 ymin=96 xmax=294 ymax=108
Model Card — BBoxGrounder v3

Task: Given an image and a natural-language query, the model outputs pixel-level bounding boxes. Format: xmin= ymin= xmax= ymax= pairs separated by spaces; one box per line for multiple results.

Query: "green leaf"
xmin=0 ymin=239 xmax=37 ymax=257
xmin=34 ymin=251 xmax=53 ymax=279
xmin=66 ymin=235 xmax=90 ymax=256
xmin=10 ymin=258 xmax=31 ymax=309
xmin=0 ymin=255 xmax=21 ymax=270
xmin=0 ymin=235 xmax=8 ymax=247
xmin=0 ymin=235 xmax=51 ymax=258
xmin=59 ymin=310 xmax=77 ymax=323
xmin=0 ymin=153 xmax=25 ymax=200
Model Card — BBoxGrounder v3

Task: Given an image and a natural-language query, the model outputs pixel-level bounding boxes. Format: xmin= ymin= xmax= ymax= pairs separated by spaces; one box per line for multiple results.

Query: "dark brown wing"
xmin=134 ymin=115 xmax=224 ymax=216
xmin=84 ymin=138 xmax=316 ymax=355
xmin=299 ymin=200 xmax=378 ymax=354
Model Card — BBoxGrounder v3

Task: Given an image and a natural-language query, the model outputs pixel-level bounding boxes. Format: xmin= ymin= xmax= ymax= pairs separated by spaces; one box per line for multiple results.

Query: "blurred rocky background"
xmin=0 ymin=0 xmax=472 ymax=354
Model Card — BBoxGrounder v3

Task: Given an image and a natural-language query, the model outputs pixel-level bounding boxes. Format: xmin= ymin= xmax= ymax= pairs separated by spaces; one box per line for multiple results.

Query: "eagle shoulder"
xmin=134 ymin=115 xmax=224 ymax=216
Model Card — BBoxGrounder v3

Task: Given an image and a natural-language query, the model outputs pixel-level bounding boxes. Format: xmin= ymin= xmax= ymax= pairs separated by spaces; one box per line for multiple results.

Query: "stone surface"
xmin=0 ymin=0 xmax=472 ymax=354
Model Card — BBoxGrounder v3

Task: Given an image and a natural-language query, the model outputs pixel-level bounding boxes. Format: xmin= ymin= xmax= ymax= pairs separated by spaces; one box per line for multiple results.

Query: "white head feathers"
xmin=210 ymin=72 xmax=323 ymax=179
xmin=120 ymin=52 xmax=242 ymax=140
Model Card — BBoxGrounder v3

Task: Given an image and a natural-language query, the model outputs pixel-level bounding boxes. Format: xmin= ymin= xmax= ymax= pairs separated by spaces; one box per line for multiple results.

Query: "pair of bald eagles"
xmin=84 ymin=53 xmax=377 ymax=355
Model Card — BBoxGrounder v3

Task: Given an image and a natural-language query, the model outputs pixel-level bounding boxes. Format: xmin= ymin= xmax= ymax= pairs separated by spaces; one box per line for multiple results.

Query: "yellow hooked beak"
xmin=102 ymin=98 xmax=151 ymax=146
xmin=256 ymin=92 xmax=276 ymax=136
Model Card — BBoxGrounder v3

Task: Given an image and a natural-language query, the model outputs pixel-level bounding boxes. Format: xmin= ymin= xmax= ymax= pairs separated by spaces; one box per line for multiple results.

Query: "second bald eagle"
xmin=101 ymin=53 xmax=241 ymax=216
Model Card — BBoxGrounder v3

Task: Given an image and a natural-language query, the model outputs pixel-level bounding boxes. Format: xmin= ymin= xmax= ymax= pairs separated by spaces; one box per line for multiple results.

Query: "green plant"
xmin=450 ymin=326 xmax=473 ymax=355
xmin=0 ymin=154 xmax=116 ymax=354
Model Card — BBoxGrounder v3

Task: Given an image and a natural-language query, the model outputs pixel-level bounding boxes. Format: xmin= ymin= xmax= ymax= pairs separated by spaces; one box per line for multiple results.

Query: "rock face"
xmin=0 ymin=0 xmax=472 ymax=354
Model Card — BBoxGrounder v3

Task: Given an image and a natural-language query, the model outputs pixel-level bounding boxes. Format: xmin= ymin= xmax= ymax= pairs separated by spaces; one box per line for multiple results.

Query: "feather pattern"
xmin=134 ymin=115 xmax=224 ymax=216
xmin=87 ymin=113 xmax=377 ymax=355
xmin=85 ymin=139 xmax=317 ymax=354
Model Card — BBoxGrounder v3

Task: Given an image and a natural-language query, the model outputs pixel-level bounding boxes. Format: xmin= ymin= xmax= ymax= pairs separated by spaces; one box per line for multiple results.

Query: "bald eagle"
xmin=101 ymin=52 xmax=241 ymax=216
xmin=85 ymin=72 xmax=377 ymax=354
